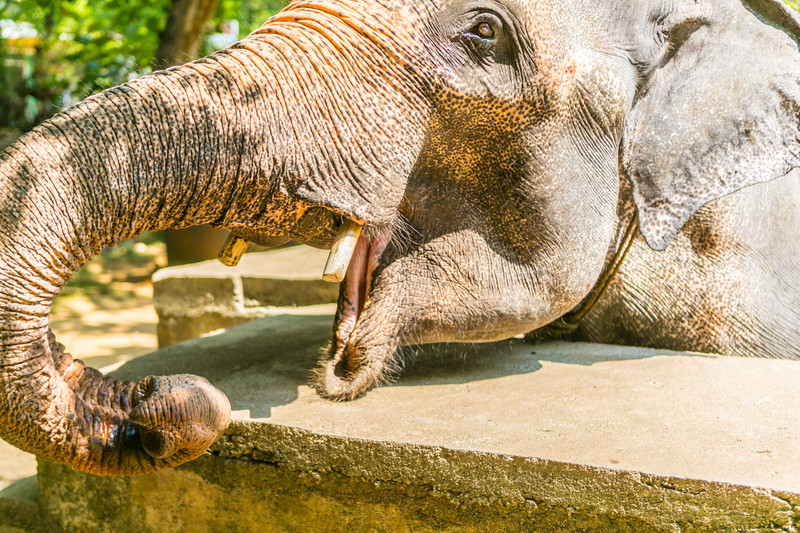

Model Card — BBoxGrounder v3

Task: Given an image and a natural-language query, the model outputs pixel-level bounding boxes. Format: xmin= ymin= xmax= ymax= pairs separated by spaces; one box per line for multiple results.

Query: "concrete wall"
xmin=152 ymin=248 xmax=337 ymax=347
xmin=3 ymin=315 xmax=798 ymax=531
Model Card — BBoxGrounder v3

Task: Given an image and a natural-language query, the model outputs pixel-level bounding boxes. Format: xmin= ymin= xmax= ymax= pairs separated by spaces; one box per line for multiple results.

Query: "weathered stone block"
xmin=31 ymin=315 xmax=800 ymax=532
xmin=152 ymin=247 xmax=337 ymax=346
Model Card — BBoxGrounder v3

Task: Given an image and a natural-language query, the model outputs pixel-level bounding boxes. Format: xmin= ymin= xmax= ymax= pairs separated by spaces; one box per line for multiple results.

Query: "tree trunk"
xmin=153 ymin=0 xmax=221 ymax=68
xmin=154 ymin=0 xmax=230 ymax=265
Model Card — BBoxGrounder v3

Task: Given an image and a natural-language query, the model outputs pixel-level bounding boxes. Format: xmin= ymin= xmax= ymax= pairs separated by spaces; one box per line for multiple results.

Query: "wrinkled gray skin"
xmin=0 ymin=0 xmax=798 ymax=475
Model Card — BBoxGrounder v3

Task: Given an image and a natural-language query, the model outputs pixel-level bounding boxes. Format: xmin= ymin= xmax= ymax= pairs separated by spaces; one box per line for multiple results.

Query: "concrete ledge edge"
xmin=209 ymin=420 xmax=800 ymax=530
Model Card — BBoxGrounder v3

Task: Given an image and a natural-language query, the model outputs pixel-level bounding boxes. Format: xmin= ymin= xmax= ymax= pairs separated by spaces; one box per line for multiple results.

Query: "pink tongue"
xmin=346 ymin=235 xmax=370 ymax=310
xmin=333 ymin=235 xmax=370 ymax=358
xmin=332 ymin=227 xmax=392 ymax=359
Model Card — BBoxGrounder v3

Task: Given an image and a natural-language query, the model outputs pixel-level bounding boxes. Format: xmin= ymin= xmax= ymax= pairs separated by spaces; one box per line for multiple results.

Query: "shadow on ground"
xmin=112 ymin=314 xmax=689 ymax=419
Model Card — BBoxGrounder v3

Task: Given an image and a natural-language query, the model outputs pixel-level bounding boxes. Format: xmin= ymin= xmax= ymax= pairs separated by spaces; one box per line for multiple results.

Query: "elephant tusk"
xmin=323 ymin=220 xmax=363 ymax=283
xmin=218 ymin=234 xmax=250 ymax=267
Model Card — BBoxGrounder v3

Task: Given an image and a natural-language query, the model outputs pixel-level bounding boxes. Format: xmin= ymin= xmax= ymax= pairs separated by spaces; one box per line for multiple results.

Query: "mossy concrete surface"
xmin=152 ymin=247 xmax=337 ymax=347
xmin=17 ymin=315 xmax=800 ymax=531
xmin=0 ymin=477 xmax=42 ymax=533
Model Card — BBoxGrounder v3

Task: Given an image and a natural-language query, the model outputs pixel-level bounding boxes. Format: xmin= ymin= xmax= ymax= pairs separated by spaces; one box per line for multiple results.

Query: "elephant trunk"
xmin=0 ymin=56 xmax=265 ymax=474
xmin=0 ymin=6 xmax=425 ymax=475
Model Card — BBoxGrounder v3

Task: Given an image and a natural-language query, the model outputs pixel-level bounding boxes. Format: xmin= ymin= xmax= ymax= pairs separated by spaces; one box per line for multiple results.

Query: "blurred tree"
xmin=153 ymin=0 xmax=219 ymax=68
xmin=0 ymin=0 xmax=170 ymax=128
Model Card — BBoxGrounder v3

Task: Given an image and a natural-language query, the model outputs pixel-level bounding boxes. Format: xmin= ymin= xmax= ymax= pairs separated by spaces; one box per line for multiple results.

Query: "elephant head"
xmin=0 ymin=0 xmax=798 ymax=475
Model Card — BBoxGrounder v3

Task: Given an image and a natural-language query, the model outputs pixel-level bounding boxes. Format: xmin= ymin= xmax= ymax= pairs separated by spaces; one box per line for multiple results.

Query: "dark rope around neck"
xmin=526 ymin=214 xmax=639 ymax=342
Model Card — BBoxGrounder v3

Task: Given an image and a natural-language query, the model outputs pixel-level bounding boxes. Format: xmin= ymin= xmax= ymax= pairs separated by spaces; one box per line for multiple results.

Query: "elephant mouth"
xmin=327 ymin=225 xmax=393 ymax=390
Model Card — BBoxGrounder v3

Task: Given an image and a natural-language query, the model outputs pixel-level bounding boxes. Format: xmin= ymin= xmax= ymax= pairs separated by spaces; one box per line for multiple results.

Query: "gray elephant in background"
xmin=0 ymin=0 xmax=798 ymax=475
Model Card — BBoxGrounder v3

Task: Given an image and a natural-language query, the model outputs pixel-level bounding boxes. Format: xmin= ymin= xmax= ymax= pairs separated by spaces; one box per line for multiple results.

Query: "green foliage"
xmin=787 ymin=0 xmax=800 ymax=12
xmin=57 ymin=231 xmax=166 ymax=300
xmin=0 ymin=0 xmax=286 ymax=131
xmin=213 ymin=0 xmax=286 ymax=36
xmin=0 ymin=0 xmax=171 ymax=128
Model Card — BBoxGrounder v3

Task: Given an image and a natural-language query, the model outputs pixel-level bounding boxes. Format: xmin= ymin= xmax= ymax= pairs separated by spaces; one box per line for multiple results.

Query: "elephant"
xmin=0 ymin=0 xmax=798 ymax=476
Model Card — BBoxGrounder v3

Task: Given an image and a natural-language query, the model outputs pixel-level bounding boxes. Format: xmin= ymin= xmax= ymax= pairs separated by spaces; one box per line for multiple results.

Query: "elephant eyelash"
xmin=461 ymin=34 xmax=496 ymax=65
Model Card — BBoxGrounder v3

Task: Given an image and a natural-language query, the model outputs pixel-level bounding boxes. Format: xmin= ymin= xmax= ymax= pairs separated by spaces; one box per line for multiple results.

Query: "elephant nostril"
xmin=131 ymin=376 xmax=158 ymax=408
xmin=139 ymin=428 xmax=176 ymax=459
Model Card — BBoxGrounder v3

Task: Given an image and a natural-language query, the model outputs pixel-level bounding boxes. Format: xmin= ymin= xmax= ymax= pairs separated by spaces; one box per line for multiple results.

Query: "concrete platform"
xmin=17 ymin=314 xmax=800 ymax=531
xmin=152 ymin=247 xmax=337 ymax=347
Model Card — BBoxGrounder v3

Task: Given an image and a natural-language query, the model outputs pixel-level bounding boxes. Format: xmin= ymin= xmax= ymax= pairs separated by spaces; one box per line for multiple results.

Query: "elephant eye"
xmin=452 ymin=10 xmax=520 ymax=65
xmin=474 ymin=22 xmax=494 ymax=39
xmin=457 ymin=11 xmax=502 ymax=43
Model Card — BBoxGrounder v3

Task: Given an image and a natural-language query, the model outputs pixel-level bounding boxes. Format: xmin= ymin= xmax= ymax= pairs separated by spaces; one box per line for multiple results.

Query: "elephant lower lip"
xmin=332 ymin=228 xmax=392 ymax=364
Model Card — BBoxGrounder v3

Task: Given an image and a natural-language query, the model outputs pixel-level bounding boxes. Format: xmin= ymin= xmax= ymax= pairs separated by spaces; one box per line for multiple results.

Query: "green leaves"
xmin=213 ymin=0 xmax=285 ymax=36
xmin=1 ymin=0 xmax=170 ymax=127
xmin=0 ymin=0 xmax=286 ymax=130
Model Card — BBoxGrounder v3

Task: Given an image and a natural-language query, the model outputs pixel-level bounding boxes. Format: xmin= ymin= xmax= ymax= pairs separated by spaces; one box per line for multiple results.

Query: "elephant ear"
xmin=621 ymin=0 xmax=800 ymax=251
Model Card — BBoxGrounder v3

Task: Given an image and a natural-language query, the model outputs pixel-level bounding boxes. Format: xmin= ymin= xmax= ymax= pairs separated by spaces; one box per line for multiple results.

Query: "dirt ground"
xmin=0 ymin=242 xmax=163 ymax=491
